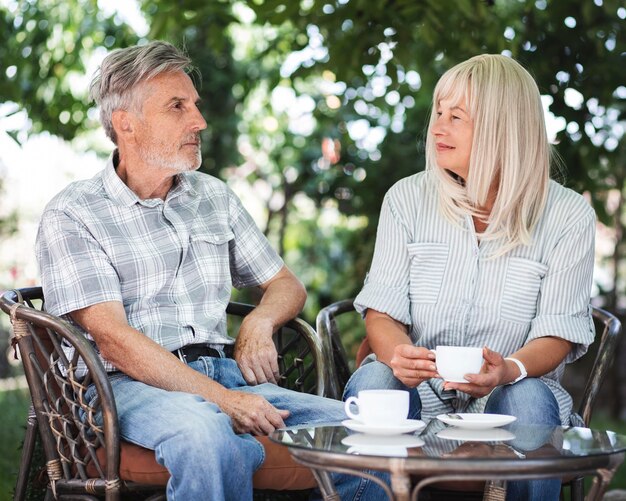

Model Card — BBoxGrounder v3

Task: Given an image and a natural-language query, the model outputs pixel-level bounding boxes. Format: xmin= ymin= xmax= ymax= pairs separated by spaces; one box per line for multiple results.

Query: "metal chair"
xmin=2 ymin=286 xmax=325 ymax=501
xmin=316 ymin=299 xmax=623 ymax=500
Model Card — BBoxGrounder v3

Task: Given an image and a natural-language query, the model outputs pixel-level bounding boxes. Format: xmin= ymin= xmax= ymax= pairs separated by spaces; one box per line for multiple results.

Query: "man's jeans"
xmin=86 ymin=356 xmax=388 ymax=500
xmin=344 ymin=359 xmax=562 ymax=501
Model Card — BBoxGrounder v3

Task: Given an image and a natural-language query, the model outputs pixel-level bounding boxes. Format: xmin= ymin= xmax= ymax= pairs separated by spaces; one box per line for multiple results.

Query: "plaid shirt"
xmin=36 ymin=151 xmax=284 ymax=372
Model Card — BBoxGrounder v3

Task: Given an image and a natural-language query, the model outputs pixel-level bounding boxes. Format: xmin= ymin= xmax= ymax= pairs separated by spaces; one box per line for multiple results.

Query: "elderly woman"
xmin=344 ymin=54 xmax=595 ymax=500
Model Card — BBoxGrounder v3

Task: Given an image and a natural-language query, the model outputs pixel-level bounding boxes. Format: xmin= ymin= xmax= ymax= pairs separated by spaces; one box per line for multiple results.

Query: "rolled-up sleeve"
xmin=527 ymin=210 xmax=596 ymax=362
xmin=36 ymin=209 xmax=122 ymax=317
xmin=354 ymin=193 xmax=412 ymax=325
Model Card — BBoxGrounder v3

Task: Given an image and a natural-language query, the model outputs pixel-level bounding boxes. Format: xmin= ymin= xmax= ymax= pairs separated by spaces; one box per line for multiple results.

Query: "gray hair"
xmin=89 ymin=41 xmax=194 ymax=144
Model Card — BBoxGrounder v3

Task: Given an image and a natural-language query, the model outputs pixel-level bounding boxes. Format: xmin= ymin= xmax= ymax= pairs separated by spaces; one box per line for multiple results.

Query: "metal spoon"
xmin=446 ymin=413 xmax=464 ymax=420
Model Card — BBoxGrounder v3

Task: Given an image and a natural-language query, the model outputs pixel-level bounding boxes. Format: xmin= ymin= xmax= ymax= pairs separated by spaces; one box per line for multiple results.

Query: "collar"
xmin=102 ymin=150 xmax=197 ymax=206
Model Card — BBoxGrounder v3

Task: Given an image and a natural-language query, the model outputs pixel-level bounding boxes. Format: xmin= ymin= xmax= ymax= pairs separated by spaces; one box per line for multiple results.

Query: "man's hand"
xmin=234 ymin=315 xmax=279 ymax=385
xmin=217 ymin=389 xmax=290 ymax=435
xmin=234 ymin=265 xmax=306 ymax=385
xmin=390 ymin=344 xmax=438 ymax=388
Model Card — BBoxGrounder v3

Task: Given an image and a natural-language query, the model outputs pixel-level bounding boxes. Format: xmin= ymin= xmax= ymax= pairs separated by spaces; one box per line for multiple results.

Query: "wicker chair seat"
xmin=2 ymin=287 xmax=324 ymax=501
xmin=87 ymin=436 xmax=315 ymax=490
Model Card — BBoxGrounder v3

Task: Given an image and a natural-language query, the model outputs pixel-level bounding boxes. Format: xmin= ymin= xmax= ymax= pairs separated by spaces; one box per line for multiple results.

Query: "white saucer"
xmin=342 ymin=419 xmax=426 ymax=436
xmin=436 ymin=413 xmax=516 ymax=429
xmin=342 ymin=433 xmax=425 ymax=448
xmin=437 ymin=427 xmax=516 ymax=442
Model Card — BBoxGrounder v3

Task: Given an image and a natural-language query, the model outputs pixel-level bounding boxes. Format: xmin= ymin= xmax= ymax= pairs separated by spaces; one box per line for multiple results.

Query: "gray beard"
xmin=140 ymin=144 xmax=201 ymax=173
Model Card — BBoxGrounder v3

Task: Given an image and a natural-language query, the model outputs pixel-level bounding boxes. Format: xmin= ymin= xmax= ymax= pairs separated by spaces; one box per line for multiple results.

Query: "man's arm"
xmin=70 ymin=301 xmax=289 ymax=435
xmin=234 ymin=265 xmax=306 ymax=385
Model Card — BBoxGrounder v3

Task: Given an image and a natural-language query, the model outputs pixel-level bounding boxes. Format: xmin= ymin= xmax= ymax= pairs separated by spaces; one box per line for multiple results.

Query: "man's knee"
xmin=159 ymin=410 xmax=263 ymax=471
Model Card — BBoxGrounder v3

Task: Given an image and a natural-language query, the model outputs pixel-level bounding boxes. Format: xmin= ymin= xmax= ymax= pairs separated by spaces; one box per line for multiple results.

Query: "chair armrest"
xmin=316 ymin=299 xmax=356 ymax=400
xmin=227 ymin=301 xmax=326 ymax=397
xmin=1 ymin=288 xmax=123 ymax=491
xmin=579 ymin=306 xmax=622 ymax=425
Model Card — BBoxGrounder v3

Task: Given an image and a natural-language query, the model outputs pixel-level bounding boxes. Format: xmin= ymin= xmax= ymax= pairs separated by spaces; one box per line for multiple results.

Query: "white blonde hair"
xmin=425 ymin=54 xmax=551 ymax=256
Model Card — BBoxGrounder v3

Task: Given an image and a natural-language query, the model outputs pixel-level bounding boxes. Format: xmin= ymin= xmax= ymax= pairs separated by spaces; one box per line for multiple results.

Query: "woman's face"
xmin=431 ymin=97 xmax=474 ymax=181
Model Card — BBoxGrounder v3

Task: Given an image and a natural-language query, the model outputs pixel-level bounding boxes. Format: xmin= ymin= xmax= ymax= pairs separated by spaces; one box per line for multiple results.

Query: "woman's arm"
xmin=446 ymin=337 xmax=572 ymax=397
xmin=506 ymin=336 xmax=573 ymax=379
xmin=366 ymin=309 xmax=437 ymax=388
xmin=366 ymin=309 xmax=411 ymax=365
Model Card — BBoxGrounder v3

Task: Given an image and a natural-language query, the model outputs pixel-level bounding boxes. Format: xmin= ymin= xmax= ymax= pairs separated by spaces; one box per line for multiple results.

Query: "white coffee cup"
xmin=434 ymin=345 xmax=483 ymax=382
xmin=344 ymin=389 xmax=409 ymax=425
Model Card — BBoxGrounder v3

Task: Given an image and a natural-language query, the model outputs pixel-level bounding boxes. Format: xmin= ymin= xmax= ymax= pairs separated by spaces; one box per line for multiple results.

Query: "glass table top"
xmin=271 ymin=419 xmax=626 ymax=462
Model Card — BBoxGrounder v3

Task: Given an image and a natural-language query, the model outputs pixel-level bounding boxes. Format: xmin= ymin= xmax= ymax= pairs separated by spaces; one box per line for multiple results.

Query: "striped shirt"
xmin=36 ymin=152 xmax=284 ymax=373
xmin=355 ymin=171 xmax=596 ymax=425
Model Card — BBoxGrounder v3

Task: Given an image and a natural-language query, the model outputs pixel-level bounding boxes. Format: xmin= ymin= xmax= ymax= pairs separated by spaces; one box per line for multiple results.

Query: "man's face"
xmin=430 ymin=97 xmax=474 ymax=181
xmin=132 ymin=71 xmax=207 ymax=173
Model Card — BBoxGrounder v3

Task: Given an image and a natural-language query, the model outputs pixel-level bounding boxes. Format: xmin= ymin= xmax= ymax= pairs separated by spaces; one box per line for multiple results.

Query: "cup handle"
xmin=344 ymin=396 xmax=360 ymax=420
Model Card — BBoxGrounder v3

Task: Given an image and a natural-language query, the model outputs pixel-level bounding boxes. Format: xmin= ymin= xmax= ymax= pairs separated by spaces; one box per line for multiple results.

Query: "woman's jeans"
xmin=86 ymin=356 xmax=388 ymax=500
xmin=344 ymin=360 xmax=562 ymax=501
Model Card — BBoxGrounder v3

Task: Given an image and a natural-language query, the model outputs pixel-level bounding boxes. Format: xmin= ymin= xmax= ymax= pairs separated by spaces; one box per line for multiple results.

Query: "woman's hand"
xmin=443 ymin=347 xmax=508 ymax=397
xmin=389 ymin=344 xmax=438 ymax=388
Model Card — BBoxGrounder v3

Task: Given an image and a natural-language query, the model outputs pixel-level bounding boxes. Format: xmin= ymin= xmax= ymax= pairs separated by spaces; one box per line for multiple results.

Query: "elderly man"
xmin=36 ymin=41 xmax=382 ymax=500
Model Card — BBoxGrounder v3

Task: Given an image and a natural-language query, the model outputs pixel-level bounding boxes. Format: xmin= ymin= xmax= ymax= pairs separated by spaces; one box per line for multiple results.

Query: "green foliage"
xmin=0 ymin=388 xmax=30 ymax=500
xmin=0 ymin=0 xmax=624 ymax=327
xmin=250 ymin=0 xmax=507 ymax=83
xmin=0 ymin=0 xmax=139 ymax=141
xmin=248 ymin=0 xmax=624 ymax=201
xmin=0 ymin=179 xmax=19 ymax=240
xmin=513 ymin=1 xmax=624 ymax=201
xmin=248 ymin=0 xmax=626 ymax=307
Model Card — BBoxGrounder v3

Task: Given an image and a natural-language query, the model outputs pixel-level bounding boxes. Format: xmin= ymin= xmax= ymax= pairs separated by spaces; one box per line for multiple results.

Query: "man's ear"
xmin=111 ymin=110 xmax=134 ymax=140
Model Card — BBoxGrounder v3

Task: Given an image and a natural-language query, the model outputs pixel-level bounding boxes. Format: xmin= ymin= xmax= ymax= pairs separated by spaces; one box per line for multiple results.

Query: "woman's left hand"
xmin=442 ymin=347 xmax=507 ymax=398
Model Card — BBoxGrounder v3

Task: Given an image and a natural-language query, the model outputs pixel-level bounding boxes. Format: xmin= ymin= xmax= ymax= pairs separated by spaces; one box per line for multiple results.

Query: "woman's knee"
xmin=343 ymin=359 xmax=400 ymax=399
xmin=342 ymin=359 xmax=422 ymax=419
xmin=485 ymin=378 xmax=559 ymax=424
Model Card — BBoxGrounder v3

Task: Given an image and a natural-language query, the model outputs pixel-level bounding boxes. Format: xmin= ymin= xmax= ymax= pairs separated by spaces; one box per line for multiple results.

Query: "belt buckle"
xmin=175 ymin=348 xmax=187 ymax=363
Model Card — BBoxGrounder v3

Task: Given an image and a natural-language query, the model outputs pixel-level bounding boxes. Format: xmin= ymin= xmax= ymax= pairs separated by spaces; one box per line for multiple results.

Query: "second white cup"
xmin=434 ymin=345 xmax=483 ymax=382
xmin=344 ymin=389 xmax=409 ymax=426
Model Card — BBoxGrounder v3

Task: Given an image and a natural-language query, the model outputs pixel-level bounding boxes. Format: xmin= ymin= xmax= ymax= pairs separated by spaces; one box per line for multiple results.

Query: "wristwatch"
xmin=504 ymin=357 xmax=527 ymax=384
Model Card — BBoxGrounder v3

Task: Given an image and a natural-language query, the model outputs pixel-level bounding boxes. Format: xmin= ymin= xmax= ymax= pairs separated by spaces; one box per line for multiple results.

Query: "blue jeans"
xmin=344 ymin=360 xmax=561 ymax=501
xmin=343 ymin=358 xmax=423 ymax=420
xmin=86 ymin=356 xmax=386 ymax=500
xmin=485 ymin=379 xmax=561 ymax=501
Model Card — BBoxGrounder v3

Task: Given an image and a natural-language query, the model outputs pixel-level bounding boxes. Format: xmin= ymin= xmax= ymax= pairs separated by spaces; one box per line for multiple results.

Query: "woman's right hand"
xmin=389 ymin=344 xmax=438 ymax=388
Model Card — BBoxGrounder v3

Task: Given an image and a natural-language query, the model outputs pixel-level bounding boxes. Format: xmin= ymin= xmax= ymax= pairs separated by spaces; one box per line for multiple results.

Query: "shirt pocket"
xmin=188 ymin=228 xmax=234 ymax=284
xmin=500 ymin=257 xmax=548 ymax=324
xmin=407 ymin=242 xmax=449 ymax=305
xmin=190 ymin=231 xmax=234 ymax=245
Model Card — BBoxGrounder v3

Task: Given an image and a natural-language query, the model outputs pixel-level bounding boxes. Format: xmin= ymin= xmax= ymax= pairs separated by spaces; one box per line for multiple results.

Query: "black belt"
xmin=172 ymin=343 xmax=234 ymax=363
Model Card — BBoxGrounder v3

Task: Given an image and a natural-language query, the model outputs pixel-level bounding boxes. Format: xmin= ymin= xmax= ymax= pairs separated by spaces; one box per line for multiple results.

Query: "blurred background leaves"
xmin=0 ymin=0 xmax=624 ymax=364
